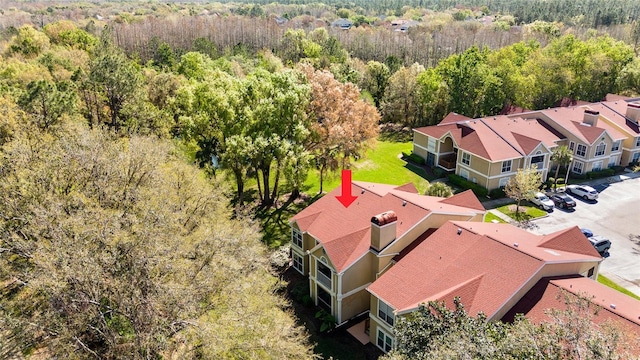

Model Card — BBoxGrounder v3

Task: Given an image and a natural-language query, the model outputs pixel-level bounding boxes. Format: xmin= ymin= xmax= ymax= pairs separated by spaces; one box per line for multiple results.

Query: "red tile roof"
xmin=367 ymin=221 xmax=603 ymax=318
xmin=290 ymin=183 xmax=484 ymax=273
xmin=368 ymin=221 xmax=544 ymax=317
xmin=597 ymin=100 xmax=640 ymax=136
xmin=539 ymin=106 xmax=627 ymax=144
xmin=503 ymin=275 xmax=640 ymax=335
xmin=417 ymin=116 xmax=564 ymax=161
xmin=440 ymin=112 xmax=472 ymax=124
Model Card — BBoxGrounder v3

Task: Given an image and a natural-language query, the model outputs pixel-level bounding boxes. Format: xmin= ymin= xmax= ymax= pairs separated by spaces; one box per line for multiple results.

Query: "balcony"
xmin=438 ymin=154 xmax=457 ymax=170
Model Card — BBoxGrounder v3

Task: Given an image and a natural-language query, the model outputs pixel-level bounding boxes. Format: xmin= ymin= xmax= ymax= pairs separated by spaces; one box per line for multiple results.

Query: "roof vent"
xmin=610 ymin=304 xmax=616 ymax=309
xmin=457 ymin=228 xmax=462 ymax=235
xmin=371 ymin=211 xmax=397 ymax=226
xmin=402 ymin=201 xmax=407 ymax=207
xmin=361 ymin=189 xmax=365 ymax=194
xmin=514 ymin=243 xmax=519 ymax=247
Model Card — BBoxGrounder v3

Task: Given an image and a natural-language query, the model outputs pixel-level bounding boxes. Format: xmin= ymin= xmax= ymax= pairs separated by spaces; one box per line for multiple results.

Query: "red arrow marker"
xmin=336 ymin=169 xmax=357 ymax=208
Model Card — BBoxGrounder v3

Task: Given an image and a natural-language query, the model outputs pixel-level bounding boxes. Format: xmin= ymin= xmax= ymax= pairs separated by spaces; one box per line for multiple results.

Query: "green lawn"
xmin=598 ymin=274 xmax=640 ymax=300
xmin=303 ymin=140 xmax=432 ymax=195
xmin=495 ymin=203 xmax=547 ymax=221
xmin=484 ymin=212 xmax=507 ymax=223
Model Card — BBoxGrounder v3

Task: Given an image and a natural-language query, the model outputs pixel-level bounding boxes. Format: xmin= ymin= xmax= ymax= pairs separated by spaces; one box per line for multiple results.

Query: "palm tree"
xmin=551 ymin=145 xmax=573 ymax=190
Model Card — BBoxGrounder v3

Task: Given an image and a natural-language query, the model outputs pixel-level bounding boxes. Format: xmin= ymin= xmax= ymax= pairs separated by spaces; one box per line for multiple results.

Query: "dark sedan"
xmin=548 ymin=192 xmax=577 ymax=209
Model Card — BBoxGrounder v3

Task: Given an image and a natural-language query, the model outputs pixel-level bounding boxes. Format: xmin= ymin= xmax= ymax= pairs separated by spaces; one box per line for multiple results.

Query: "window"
xmin=292 ymin=253 xmax=303 ymax=274
xmin=633 ymin=152 xmax=640 ymax=163
xmin=573 ymin=161 xmax=584 ymax=174
xmin=587 ymin=267 xmax=595 ymax=278
xmin=501 ymin=160 xmax=512 ymax=173
xmin=569 ymin=141 xmax=575 ymax=151
xmin=292 ymin=228 xmax=303 ymax=248
xmin=576 ymin=144 xmax=587 ymax=157
xmin=531 ymin=152 xmax=544 ymax=168
xmin=459 ymin=169 xmax=469 ymax=180
xmin=499 ymin=177 xmax=510 ymax=188
xmin=636 ymin=138 xmax=640 ymax=147
xmin=612 ymin=141 xmax=620 ymax=152
xmin=461 ymin=152 xmax=470 ymax=165
xmin=608 ymin=156 xmax=618 ymax=168
xmin=592 ymin=161 xmax=602 ymax=172
xmin=377 ymin=329 xmax=393 ymax=353
xmin=595 ymin=142 xmax=606 ymax=157
xmin=427 ymin=137 xmax=436 ymax=152
xmin=378 ymin=300 xmax=395 ymax=326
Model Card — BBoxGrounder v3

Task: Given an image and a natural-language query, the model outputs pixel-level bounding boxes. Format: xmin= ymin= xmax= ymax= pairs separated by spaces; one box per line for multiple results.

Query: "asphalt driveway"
xmin=530 ymin=173 xmax=640 ymax=296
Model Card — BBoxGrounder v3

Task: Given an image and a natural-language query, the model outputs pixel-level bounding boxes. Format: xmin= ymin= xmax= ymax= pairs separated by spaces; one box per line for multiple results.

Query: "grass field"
xmin=302 ymin=140 xmax=432 ymax=195
xmin=495 ymin=203 xmax=547 ymax=221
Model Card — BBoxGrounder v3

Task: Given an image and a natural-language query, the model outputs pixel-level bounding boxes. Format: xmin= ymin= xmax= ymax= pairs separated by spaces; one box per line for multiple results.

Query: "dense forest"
xmin=2 ymin=0 xmax=640 ymax=358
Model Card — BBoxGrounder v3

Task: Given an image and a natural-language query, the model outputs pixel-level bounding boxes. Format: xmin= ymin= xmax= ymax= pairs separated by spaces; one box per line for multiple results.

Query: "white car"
xmin=531 ymin=192 xmax=554 ymax=210
xmin=566 ymin=184 xmax=599 ymax=200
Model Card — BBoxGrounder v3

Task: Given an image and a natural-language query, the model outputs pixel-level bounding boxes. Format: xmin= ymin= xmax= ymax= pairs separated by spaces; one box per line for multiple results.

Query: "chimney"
xmin=583 ymin=109 xmax=599 ymax=126
xmin=370 ymin=211 xmax=397 ymax=251
xmin=625 ymin=103 xmax=640 ymax=124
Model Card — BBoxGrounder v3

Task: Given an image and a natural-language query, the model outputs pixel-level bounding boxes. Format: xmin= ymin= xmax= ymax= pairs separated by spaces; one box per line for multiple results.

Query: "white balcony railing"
xmin=317 ymin=271 xmax=332 ymax=289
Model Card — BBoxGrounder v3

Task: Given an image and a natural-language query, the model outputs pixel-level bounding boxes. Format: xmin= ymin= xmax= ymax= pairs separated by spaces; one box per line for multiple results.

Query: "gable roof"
xmin=367 ymin=221 xmax=602 ymax=318
xmin=290 ymin=183 xmax=484 ymax=273
xmin=538 ymin=106 xmax=627 ymax=145
xmin=415 ymin=115 xmax=564 ymax=161
xmin=503 ymin=275 xmax=640 ymax=335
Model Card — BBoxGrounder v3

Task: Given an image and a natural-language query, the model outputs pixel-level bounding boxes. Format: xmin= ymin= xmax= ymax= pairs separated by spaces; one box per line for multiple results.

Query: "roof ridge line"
xmin=479 ymin=118 xmax=525 ymax=156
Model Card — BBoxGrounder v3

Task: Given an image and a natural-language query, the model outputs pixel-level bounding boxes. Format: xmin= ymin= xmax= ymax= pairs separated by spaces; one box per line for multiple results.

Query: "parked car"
xmin=566 ymin=184 xmax=599 ymax=200
xmin=580 ymin=228 xmax=594 ymax=238
xmin=588 ymin=235 xmax=611 ymax=255
xmin=548 ymin=192 xmax=576 ymax=209
xmin=531 ymin=192 xmax=554 ymax=210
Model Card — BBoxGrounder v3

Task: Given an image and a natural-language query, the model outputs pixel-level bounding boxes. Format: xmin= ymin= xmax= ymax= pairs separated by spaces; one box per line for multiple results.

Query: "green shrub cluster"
xmin=573 ymin=168 xmax=615 ymax=180
xmin=489 ymin=187 xmax=506 ymax=199
xmin=403 ymin=152 xmax=426 ymax=165
xmin=448 ymin=174 xmax=488 ymax=198
xmin=432 ymin=167 xmax=448 ymax=178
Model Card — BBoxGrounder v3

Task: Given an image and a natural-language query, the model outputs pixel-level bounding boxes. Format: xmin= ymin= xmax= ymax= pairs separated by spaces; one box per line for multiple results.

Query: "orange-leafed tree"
xmin=299 ymin=64 xmax=380 ymax=194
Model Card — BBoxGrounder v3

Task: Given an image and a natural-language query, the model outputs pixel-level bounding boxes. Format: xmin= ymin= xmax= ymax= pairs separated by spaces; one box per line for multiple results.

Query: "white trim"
xmin=413 ymin=143 xmax=428 ymax=151
xmin=371 ymin=310 xmax=394 ymax=334
xmin=339 ymin=282 xmax=372 ymax=299
xmin=336 ymin=272 xmax=343 ymax=323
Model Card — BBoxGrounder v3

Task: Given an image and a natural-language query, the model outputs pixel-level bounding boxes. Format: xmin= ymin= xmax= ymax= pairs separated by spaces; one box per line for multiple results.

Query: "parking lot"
xmin=530 ymin=173 xmax=640 ymax=297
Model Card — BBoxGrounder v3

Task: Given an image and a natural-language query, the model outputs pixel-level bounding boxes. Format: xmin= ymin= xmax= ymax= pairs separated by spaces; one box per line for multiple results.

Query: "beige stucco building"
xmin=414 ymin=99 xmax=640 ymax=190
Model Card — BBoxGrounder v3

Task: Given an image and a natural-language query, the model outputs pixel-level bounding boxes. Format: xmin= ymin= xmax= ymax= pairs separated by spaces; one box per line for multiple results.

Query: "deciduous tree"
xmin=301 ymin=64 xmax=379 ymax=193
xmin=504 ymin=165 xmax=543 ymax=220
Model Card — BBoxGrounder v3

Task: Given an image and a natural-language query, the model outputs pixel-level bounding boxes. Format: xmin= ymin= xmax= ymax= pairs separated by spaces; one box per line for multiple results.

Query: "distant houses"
xmin=413 ymin=97 xmax=640 ymax=191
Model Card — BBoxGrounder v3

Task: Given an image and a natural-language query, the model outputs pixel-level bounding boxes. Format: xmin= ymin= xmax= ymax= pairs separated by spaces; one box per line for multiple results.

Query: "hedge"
xmin=403 ymin=152 xmax=426 ymax=165
xmin=448 ymin=174 xmax=489 ymax=198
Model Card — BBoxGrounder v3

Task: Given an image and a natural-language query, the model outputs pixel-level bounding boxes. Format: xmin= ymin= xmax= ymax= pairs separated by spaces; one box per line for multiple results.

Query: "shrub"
xmin=448 ymin=174 xmax=488 ymax=197
xmin=489 ymin=187 xmax=506 ymax=199
xmin=433 ymin=167 xmax=447 ymax=178
xmin=403 ymin=152 xmax=426 ymax=165
xmin=585 ymin=168 xmax=615 ymax=179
